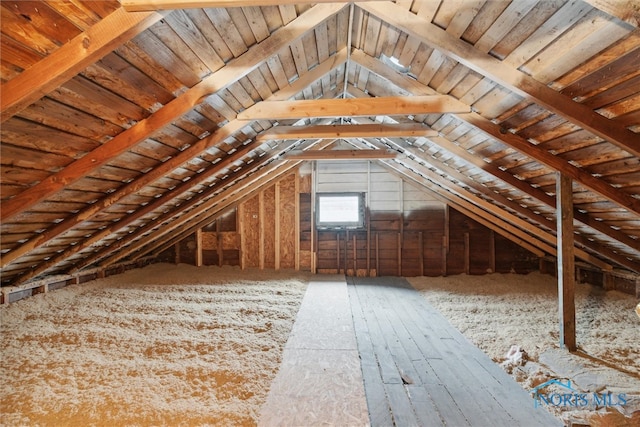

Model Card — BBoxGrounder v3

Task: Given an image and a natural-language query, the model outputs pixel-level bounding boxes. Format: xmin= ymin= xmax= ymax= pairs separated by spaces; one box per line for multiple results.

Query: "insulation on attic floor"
xmin=1 ymin=264 xmax=638 ymax=426
xmin=0 ymin=264 xmax=309 ymax=426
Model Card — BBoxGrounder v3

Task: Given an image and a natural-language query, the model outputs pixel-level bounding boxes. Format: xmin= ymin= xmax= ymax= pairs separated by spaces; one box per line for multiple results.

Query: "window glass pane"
xmin=316 ymin=193 xmax=364 ymax=229
xmin=318 ymin=196 xmax=359 ymax=222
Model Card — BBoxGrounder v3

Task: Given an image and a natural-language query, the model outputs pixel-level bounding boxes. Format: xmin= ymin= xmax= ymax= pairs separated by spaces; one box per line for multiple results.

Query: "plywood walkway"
xmin=348 ymin=276 xmax=563 ymax=427
xmin=258 ymin=275 xmax=369 ymax=426
xmin=260 ymin=275 xmax=562 ymax=426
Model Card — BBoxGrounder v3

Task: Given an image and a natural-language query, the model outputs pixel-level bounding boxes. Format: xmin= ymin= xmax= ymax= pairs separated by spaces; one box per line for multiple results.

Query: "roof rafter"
xmin=0 ymin=2 xmax=347 ymax=222
xmin=377 ymin=136 xmax=639 ymax=272
xmin=359 ymin=1 xmax=640 ymax=157
xmin=380 ymin=155 xmax=612 ymax=270
xmin=237 ymin=95 xmax=470 ymax=120
xmin=91 ymin=138 xmax=335 ymax=271
xmin=581 ymin=0 xmax=639 ymax=27
xmin=352 ymin=116 xmax=639 ymax=263
xmin=0 ymin=8 xmax=166 ymax=122
xmin=349 ymin=48 xmax=640 ymax=216
xmin=0 ymin=48 xmax=349 ymax=270
xmin=121 ymin=0 xmax=386 ymax=12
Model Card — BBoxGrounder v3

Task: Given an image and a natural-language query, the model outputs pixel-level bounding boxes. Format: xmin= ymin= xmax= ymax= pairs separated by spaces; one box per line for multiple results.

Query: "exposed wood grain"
xmin=122 ymin=0 xmax=386 ymax=12
xmin=1 ymin=8 xmax=165 ymax=122
xmin=238 ymin=95 xmax=470 ymax=120
xmin=351 ymin=49 xmax=640 ymax=223
xmin=359 ymin=1 xmax=640 ymax=157
xmin=0 ymin=3 xmax=346 ymax=222
xmin=582 ymin=0 xmax=640 ymax=27
xmin=349 ymin=276 xmax=563 ymax=426
xmin=384 ymin=158 xmax=614 ymax=270
xmin=285 ymin=150 xmax=398 ymax=160
xmin=556 ymin=173 xmax=577 ymax=351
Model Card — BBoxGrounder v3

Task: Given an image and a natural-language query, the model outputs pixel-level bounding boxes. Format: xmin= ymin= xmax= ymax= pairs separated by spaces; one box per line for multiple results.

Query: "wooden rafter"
xmin=375 ymin=136 xmax=640 ymax=272
xmin=0 ymin=48 xmax=349 ymax=270
xmin=350 ymin=49 xmax=640 ymax=216
xmin=381 ymin=161 xmax=548 ymax=258
xmin=91 ymin=138 xmax=335 ymax=270
xmin=382 ymin=154 xmax=612 ymax=270
xmin=9 ymin=130 xmax=276 ymax=285
xmin=0 ymin=8 xmax=166 ymax=122
xmin=582 ymin=0 xmax=639 ymax=27
xmin=256 ymin=123 xmax=438 ymax=141
xmin=359 ymin=2 xmax=640 ymax=158
xmin=0 ymin=2 xmax=347 ymax=223
xmin=121 ymin=0 xmax=386 ymax=12
xmin=142 ymin=152 xmax=322 ymax=260
xmin=237 ymin=96 xmax=470 ymax=120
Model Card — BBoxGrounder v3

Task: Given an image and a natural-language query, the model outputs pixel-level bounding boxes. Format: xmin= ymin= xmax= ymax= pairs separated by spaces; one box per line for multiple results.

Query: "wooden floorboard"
xmin=348 ymin=276 xmax=563 ymax=427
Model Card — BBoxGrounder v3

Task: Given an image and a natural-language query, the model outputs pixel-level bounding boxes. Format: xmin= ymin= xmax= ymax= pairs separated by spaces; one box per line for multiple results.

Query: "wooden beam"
xmin=360 ymin=2 xmax=640 ymax=157
xmin=375 ymin=134 xmax=640 ymax=272
xmin=285 ymin=149 xmax=397 ymax=160
xmin=256 ymin=123 xmax=438 ymax=141
xmin=556 ymin=173 xmax=577 ymax=351
xmin=381 ymin=153 xmax=613 ymax=270
xmin=350 ymin=48 xmax=640 ymax=217
xmin=0 ymin=48 xmax=349 ymax=269
xmin=582 ymin=0 xmax=639 ymax=27
xmin=458 ymin=112 xmax=640 ymax=216
xmin=382 ymin=161 xmax=547 ymax=258
xmin=0 ymin=3 xmax=347 ymax=222
xmin=122 ymin=0 xmax=386 ymax=12
xmin=237 ymin=95 xmax=470 ymax=120
xmin=0 ymin=8 xmax=166 ymax=122
xmin=8 ymin=43 xmax=349 ymax=282
xmin=100 ymin=149 xmax=323 ymax=270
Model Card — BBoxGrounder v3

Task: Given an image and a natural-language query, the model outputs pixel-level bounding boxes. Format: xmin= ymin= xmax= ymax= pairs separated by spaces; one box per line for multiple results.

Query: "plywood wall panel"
xmin=241 ymin=195 xmax=260 ymax=268
xmin=279 ymin=174 xmax=297 ymax=269
xmin=264 ymin=186 xmax=277 ymax=269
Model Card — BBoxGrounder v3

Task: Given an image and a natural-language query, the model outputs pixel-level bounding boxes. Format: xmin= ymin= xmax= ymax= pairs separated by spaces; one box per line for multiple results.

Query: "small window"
xmin=316 ymin=193 xmax=365 ymax=229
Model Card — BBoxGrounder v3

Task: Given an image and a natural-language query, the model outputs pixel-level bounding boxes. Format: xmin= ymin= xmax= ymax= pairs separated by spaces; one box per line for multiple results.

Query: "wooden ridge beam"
xmin=256 ymin=123 xmax=438 ymax=141
xmin=285 ymin=149 xmax=397 ymax=160
xmin=0 ymin=3 xmax=347 ymax=222
xmin=0 ymin=8 xmax=166 ymax=122
xmin=237 ymin=95 xmax=470 ymax=120
xmin=350 ymin=48 xmax=640 ymax=216
xmin=359 ymin=2 xmax=640 ymax=157
xmin=0 ymin=48 xmax=348 ymax=269
xmin=122 ymin=0 xmax=386 ymax=12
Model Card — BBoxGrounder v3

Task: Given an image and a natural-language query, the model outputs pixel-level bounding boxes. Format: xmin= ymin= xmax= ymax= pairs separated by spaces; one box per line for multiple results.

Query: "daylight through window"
xmin=316 ymin=193 xmax=365 ymax=229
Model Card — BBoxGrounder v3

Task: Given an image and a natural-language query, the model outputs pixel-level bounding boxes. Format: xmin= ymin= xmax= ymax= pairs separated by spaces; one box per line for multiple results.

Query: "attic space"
xmin=1 ymin=0 xmax=639 ymax=426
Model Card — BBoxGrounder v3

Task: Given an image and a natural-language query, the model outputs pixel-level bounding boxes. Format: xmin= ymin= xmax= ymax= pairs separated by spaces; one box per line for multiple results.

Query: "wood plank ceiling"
xmin=1 ymin=0 xmax=639 ymax=286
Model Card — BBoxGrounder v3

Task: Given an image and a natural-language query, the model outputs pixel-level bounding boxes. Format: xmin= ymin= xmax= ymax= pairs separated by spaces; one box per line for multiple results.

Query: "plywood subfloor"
xmin=348 ymin=276 xmax=563 ymax=426
xmin=258 ymin=275 xmax=369 ymax=426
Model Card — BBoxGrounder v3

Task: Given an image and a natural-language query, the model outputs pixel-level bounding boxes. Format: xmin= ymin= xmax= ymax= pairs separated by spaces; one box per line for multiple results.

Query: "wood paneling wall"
xmin=165 ymin=163 xmax=540 ymax=276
